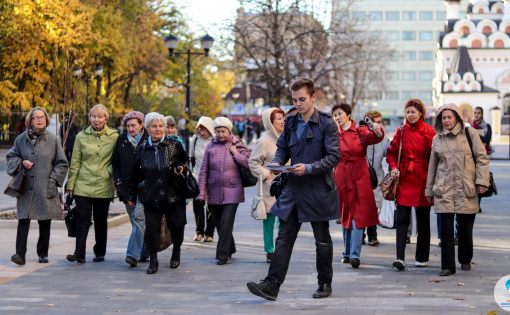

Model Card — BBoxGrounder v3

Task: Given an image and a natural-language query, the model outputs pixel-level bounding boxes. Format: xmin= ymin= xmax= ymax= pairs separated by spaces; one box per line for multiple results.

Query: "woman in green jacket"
xmin=66 ymin=104 xmax=119 ymax=263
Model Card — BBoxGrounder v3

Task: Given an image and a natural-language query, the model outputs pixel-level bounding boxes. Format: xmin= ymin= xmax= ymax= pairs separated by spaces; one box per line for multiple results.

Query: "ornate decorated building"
xmin=434 ymin=0 xmax=510 ymax=142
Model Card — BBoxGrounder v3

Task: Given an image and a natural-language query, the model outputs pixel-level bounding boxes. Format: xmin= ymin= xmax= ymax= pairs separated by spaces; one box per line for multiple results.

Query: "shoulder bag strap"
xmin=465 ymin=127 xmax=476 ymax=164
xmin=258 ymin=173 xmax=264 ymax=197
xmin=397 ymin=126 xmax=403 ymax=167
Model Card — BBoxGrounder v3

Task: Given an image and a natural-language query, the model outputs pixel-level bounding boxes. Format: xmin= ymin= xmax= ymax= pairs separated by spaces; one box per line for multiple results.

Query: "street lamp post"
xmin=73 ymin=64 xmax=103 ymax=114
xmin=94 ymin=64 xmax=103 ymax=103
xmin=164 ymin=34 xmax=214 ymax=116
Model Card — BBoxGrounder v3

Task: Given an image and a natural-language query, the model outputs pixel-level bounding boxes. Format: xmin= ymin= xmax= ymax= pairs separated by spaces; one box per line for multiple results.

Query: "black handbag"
xmin=357 ymin=130 xmax=378 ymax=189
xmin=465 ymin=127 xmax=497 ymax=198
xmin=238 ymin=165 xmax=258 ymax=187
xmin=182 ymin=168 xmax=200 ymax=199
xmin=65 ymin=206 xmax=77 ymax=237
xmin=270 ymin=173 xmax=288 ymax=198
xmin=4 ymin=165 xmax=27 ymax=198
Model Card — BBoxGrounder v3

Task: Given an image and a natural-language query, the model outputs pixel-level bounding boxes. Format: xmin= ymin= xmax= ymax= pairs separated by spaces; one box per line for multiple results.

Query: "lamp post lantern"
xmin=164 ymin=34 xmax=214 ymax=116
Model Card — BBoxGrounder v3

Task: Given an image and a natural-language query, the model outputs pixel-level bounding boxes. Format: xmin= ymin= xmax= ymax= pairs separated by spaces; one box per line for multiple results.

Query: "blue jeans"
xmin=125 ymin=202 xmax=147 ymax=259
xmin=343 ymin=219 xmax=364 ymax=259
xmin=437 ymin=214 xmax=458 ymax=240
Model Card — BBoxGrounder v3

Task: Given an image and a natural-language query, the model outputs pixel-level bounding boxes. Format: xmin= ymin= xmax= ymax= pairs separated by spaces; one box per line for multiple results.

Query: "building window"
xmin=369 ymin=11 xmax=383 ymax=21
xmin=419 ymin=31 xmax=434 ymax=41
xmin=436 ymin=11 xmax=446 ymax=20
xmin=402 ymin=31 xmax=416 ymax=41
xmin=419 ymin=71 xmax=433 ymax=81
xmin=352 ymin=11 xmax=366 ymax=20
xmin=386 ymin=71 xmax=400 ymax=81
xmin=402 ymin=71 xmax=416 ymax=81
xmin=385 ymin=91 xmax=399 ymax=100
xmin=419 ymin=51 xmax=433 ymax=61
xmin=420 ymin=11 xmax=433 ymax=21
xmin=402 ymin=11 xmax=417 ymax=21
xmin=401 ymin=91 xmax=415 ymax=100
xmin=401 ymin=51 xmax=416 ymax=61
xmin=369 ymin=31 xmax=383 ymax=39
xmin=385 ymin=11 xmax=400 ymax=21
xmin=390 ymin=51 xmax=400 ymax=61
xmin=418 ymin=91 xmax=432 ymax=102
xmin=385 ymin=31 xmax=400 ymax=41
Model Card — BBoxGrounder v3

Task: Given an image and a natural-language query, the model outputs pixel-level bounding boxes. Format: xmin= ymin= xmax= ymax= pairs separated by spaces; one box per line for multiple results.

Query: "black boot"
xmin=147 ymin=253 xmax=159 ymax=274
xmin=170 ymin=247 xmax=180 ymax=269
xmin=313 ymin=283 xmax=332 ymax=298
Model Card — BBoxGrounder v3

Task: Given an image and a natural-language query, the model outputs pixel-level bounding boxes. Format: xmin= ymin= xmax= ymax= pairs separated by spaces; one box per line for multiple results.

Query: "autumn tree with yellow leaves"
xmin=0 ymin=0 xmax=233 ymax=142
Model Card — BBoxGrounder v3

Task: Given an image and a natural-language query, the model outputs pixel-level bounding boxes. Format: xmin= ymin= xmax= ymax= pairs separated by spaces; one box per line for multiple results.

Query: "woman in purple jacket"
xmin=197 ymin=117 xmax=251 ymax=265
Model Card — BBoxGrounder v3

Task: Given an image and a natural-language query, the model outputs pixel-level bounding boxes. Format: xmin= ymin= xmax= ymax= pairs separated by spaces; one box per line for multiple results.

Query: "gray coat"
xmin=6 ymin=131 xmax=68 ymax=220
xmin=270 ymin=109 xmax=340 ymax=223
xmin=366 ymin=136 xmax=390 ymax=208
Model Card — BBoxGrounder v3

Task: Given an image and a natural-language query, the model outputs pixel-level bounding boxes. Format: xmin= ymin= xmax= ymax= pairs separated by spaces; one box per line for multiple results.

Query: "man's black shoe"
xmin=125 ymin=256 xmax=138 ymax=267
xmin=350 ymin=258 xmax=360 ymax=269
xmin=38 ymin=256 xmax=49 ymax=264
xmin=93 ymin=256 xmax=105 ymax=262
xmin=341 ymin=257 xmax=350 ymax=264
xmin=247 ymin=280 xmax=279 ymax=301
xmin=11 ymin=254 xmax=26 ymax=266
xmin=312 ymin=283 xmax=332 ymax=299
xmin=66 ymin=254 xmax=85 ymax=263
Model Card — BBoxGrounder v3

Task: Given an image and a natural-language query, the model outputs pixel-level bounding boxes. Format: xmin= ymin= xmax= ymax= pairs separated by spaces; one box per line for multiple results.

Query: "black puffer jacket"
xmin=130 ymin=137 xmax=188 ymax=207
xmin=112 ymin=129 xmax=149 ymax=202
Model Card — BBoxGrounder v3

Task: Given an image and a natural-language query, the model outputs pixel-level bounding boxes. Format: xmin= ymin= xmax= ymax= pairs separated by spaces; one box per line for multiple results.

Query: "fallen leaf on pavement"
xmin=429 ymin=279 xmax=445 ymax=283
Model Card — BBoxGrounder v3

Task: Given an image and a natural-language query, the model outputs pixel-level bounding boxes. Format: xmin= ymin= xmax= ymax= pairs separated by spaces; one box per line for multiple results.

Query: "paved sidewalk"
xmin=0 ymin=161 xmax=508 ymax=314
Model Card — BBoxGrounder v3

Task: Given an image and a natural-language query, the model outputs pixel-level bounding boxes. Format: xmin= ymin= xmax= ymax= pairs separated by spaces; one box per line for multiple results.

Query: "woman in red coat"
xmin=386 ymin=99 xmax=435 ymax=271
xmin=333 ymin=104 xmax=384 ymax=269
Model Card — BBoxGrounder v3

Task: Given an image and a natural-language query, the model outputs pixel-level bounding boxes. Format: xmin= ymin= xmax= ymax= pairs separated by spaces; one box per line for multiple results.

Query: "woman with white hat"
xmin=197 ymin=117 xmax=251 ymax=265
xmin=190 ymin=116 xmax=216 ymax=242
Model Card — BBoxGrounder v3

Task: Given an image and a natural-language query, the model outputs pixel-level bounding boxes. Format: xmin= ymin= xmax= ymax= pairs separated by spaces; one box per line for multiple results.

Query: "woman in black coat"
xmin=112 ymin=111 xmax=149 ymax=267
xmin=129 ymin=112 xmax=188 ymax=274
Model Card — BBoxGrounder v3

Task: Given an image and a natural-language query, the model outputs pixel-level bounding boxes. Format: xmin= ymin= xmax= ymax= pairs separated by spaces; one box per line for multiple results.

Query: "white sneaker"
xmin=414 ymin=261 xmax=428 ymax=267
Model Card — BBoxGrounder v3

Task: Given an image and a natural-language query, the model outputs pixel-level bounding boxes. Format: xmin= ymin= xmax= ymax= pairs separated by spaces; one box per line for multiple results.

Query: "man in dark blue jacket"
xmin=247 ymin=78 xmax=340 ymax=301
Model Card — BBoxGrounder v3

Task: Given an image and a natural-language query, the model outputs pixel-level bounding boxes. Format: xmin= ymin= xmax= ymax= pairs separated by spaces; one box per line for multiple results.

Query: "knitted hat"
xmin=213 ymin=117 xmax=233 ymax=132
xmin=196 ymin=116 xmax=215 ymax=136
xmin=122 ymin=111 xmax=144 ymax=127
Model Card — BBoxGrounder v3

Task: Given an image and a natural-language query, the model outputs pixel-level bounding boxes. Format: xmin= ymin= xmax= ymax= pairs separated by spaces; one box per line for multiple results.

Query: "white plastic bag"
xmin=251 ymin=174 xmax=267 ymax=220
xmin=378 ymin=199 xmax=396 ymax=229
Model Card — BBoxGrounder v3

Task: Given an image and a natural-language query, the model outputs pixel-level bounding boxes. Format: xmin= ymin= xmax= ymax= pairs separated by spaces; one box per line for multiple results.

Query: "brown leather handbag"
xmin=4 ymin=166 xmax=27 ymax=198
xmin=159 ymin=214 xmax=172 ymax=251
xmin=380 ymin=127 xmax=403 ymax=201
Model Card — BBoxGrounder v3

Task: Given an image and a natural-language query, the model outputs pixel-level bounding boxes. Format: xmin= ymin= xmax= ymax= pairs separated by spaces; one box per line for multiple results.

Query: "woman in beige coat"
xmin=248 ymin=107 xmax=285 ymax=263
xmin=425 ymin=103 xmax=489 ymax=277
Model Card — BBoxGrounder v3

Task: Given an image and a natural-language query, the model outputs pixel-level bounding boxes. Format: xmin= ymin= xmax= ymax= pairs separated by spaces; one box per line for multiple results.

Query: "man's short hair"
xmin=290 ymin=77 xmax=316 ymax=96
xmin=365 ymin=110 xmax=382 ymax=120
